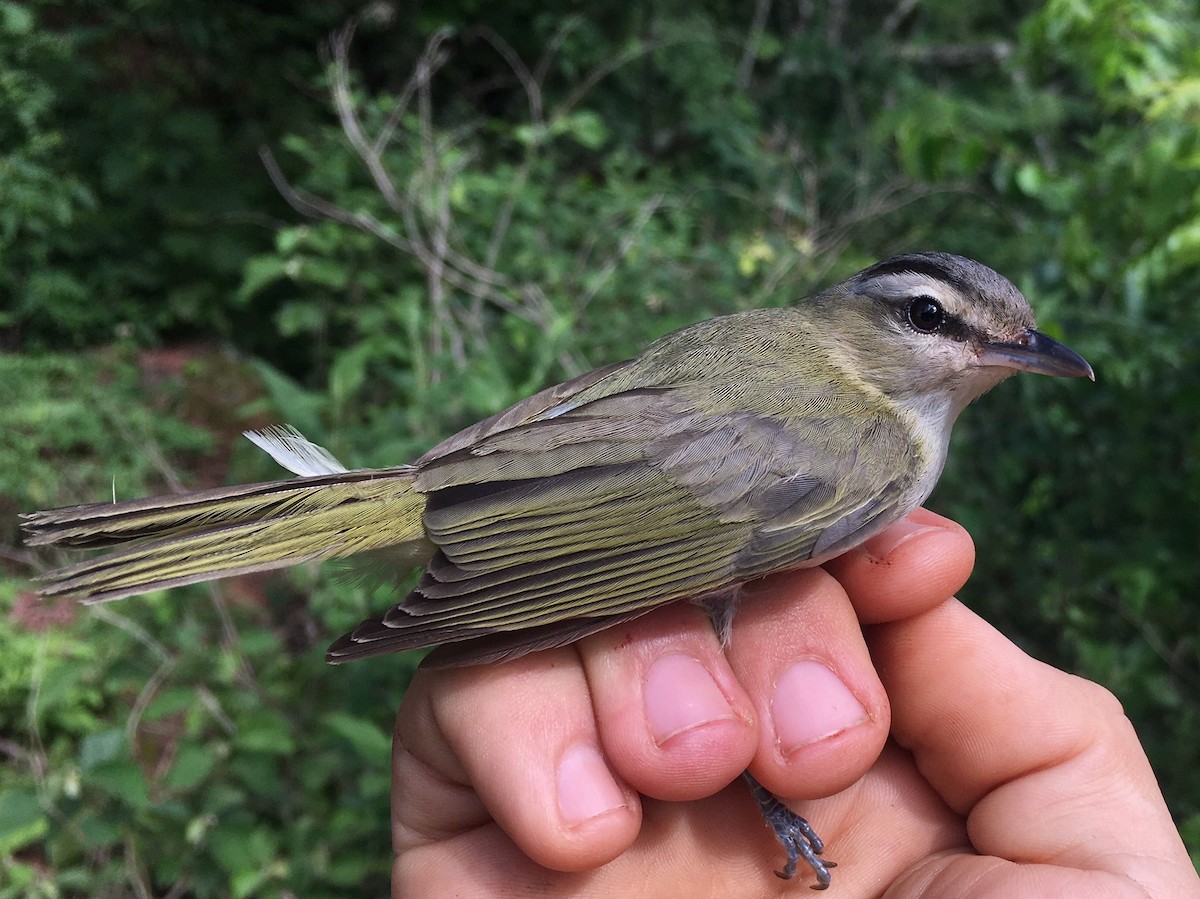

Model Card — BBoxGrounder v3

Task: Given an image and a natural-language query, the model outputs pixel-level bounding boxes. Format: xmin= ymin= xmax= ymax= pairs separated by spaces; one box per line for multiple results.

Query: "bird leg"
xmin=698 ymin=593 xmax=834 ymax=887
xmin=742 ymin=771 xmax=835 ymax=889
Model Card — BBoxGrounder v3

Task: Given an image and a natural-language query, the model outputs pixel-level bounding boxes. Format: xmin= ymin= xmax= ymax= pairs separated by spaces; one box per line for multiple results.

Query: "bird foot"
xmin=742 ymin=771 xmax=835 ymax=890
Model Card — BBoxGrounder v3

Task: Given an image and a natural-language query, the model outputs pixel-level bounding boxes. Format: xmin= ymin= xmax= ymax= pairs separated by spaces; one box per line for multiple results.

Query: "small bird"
xmin=23 ymin=251 xmax=1094 ymax=888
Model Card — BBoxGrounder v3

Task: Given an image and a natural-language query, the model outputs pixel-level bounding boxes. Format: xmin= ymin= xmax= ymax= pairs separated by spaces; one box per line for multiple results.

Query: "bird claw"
xmin=742 ymin=771 xmax=835 ymax=890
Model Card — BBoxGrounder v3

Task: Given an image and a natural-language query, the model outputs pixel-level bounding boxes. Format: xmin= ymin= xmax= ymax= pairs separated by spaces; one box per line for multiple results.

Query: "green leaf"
xmin=86 ymin=760 xmax=150 ymax=810
xmin=76 ymin=807 xmax=123 ymax=850
xmin=298 ymin=256 xmax=350 ymax=289
xmin=166 ymin=743 xmax=218 ymax=791
xmin=323 ymin=712 xmax=391 ymax=760
xmin=207 ymin=817 xmax=280 ymax=886
xmin=558 ymin=110 xmax=609 ymax=150
xmin=143 ymin=687 xmax=202 ymax=721
xmin=1 ymin=2 xmax=34 ymax=34
xmin=237 ymin=254 xmax=290 ymax=302
xmin=79 ymin=729 xmax=125 ymax=770
xmin=232 ymin=710 xmax=296 ymax=755
xmin=1015 ymin=162 xmax=1045 ymax=196
xmin=0 ymin=788 xmax=47 ymax=852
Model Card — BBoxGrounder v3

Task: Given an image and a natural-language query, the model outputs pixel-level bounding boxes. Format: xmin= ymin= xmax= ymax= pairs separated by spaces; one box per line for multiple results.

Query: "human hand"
xmin=390 ymin=509 xmax=1199 ymax=896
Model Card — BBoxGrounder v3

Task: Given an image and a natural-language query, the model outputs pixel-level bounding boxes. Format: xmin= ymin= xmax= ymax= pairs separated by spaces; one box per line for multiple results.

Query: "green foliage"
xmin=935 ymin=0 xmax=1200 ymax=826
xmin=1 ymin=0 xmax=363 ymax=349
xmin=0 ymin=1 xmax=95 ymax=337
xmin=1 ymin=350 xmax=415 ymax=895
xmin=3 ymin=0 xmax=1199 ymax=892
xmin=0 ymin=575 xmax=408 ymax=897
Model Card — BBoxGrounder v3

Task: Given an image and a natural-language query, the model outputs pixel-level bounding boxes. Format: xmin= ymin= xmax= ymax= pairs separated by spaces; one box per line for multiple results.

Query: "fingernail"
xmin=772 ymin=660 xmax=868 ymax=756
xmin=557 ymin=744 xmax=626 ymax=825
xmin=864 ymin=519 xmax=940 ymax=560
xmin=644 ymin=654 xmax=737 ymax=745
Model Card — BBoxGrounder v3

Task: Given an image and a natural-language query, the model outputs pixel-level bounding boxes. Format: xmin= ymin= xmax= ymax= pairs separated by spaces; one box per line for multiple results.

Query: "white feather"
xmin=244 ymin=426 xmax=349 ymax=477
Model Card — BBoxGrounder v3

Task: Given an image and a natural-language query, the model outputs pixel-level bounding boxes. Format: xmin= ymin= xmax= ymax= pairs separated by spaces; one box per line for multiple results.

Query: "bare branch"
xmin=263 ymin=143 xmax=524 ymax=319
xmin=374 ymin=28 xmax=454 ymax=156
xmin=465 ymin=26 xmax=544 ymax=126
xmin=553 ymin=35 xmax=679 ymax=121
xmin=533 ymin=15 xmax=584 ymax=87
xmin=737 ymin=0 xmax=773 ymax=89
xmin=881 ymin=0 xmax=922 ymax=36
xmin=576 ymin=193 xmax=668 ymax=312
xmin=826 ymin=0 xmax=849 ymax=45
xmin=259 ymin=20 xmax=683 ymax=371
xmin=895 ymin=41 xmax=1013 ymax=65
xmin=259 ymin=145 xmax=417 ymax=255
xmin=328 ymin=22 xmax=405 ymax=214
xmin=123 ymin=653 xmax=177 ymax=747
xmin=462 ymin=23 xmax=572 ymax=272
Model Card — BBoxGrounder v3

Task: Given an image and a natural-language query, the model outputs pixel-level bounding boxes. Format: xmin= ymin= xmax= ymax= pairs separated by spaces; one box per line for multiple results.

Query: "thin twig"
xmin=553 ymin=35 xmax=680 ymax=122
xmin=373 ymin=28 xmax=454 ymax=157
xmin=123 ymin=838 xmax=155 ymax=899
xmin=576 ymin=193 xmax=668 ymax=312
xmin=330 ymin=22 xmax=414 ymax=215
xmin=737 ymin=0 xmax=773 ymax=89
xmin=89 ymin=604 xmax=172 ymax=664
xmin=196 ymin=685 xmax=237 ymax=735
xmin=881 ymin=0 xmax=922 ymax=36
xmin=465 ymin=26 xmax=544 ymax=125
xmin=895 ymin=41 xmax=1014 ymax=65
xmin=123 ymin=654 xmax=177 ymax=749
xmin=206 ymin=581 xmax=258 ymax=691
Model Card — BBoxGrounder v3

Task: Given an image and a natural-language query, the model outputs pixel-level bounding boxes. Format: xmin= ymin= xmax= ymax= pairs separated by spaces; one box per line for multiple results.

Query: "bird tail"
xmin=22 ymin=428 xmax=432 ymax=603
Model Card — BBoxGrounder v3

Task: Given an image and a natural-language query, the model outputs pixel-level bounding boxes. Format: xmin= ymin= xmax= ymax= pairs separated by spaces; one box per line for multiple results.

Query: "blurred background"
xmin=2 ymin=0 xmax=1198 ymax=894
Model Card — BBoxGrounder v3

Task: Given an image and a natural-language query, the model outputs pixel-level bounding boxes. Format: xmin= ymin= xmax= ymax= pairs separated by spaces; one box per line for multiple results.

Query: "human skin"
xmin=390 ymin=508 xmax=1200 ymax=897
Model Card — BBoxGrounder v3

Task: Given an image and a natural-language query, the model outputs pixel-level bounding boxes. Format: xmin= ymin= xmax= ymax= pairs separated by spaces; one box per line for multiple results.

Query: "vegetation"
xmin=3 ymin=0 xmax=1198 ymax=893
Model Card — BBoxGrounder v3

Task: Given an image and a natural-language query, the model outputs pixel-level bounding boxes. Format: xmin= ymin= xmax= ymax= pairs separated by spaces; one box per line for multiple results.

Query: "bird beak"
xmin=978 ymin=329 xmax=1095 ymax=381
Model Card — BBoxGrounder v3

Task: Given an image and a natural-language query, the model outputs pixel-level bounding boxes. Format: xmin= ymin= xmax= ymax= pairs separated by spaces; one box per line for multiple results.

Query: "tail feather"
xmin=24 ymin=469 xmax=432 ymax=603
xmin=21 ymin=466 xmax=416 ymax=548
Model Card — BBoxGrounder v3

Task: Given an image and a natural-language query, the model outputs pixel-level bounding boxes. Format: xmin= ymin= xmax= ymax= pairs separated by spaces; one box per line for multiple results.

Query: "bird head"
xmin=814 ymin=252 xmax=1094 ymax=419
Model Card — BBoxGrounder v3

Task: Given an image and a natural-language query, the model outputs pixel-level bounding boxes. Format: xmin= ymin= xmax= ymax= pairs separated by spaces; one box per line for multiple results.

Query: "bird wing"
xmin=327 ymin=371 xmax=922 ymax=666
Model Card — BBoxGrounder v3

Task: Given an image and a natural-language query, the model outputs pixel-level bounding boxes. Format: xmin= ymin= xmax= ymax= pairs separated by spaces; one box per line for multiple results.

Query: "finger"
xmin=393 ymin=648 xmax=642 ymax=873
xmin=726 ymin=567 xmax=891 ymax=801
xmin=574 ymin=602 xmax=759 ymax=801
xmin=870 ymin=598 xmax=1199 ymax=894
xmin=823 ymin=507 xmax=975 ymax=625
xmin=573 ymin=566 xmax=894 ymax=884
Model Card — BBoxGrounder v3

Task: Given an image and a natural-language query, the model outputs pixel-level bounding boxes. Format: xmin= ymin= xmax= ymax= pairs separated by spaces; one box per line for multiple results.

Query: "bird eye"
xmin=905 ymin=297 xmax=945 ymax=333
